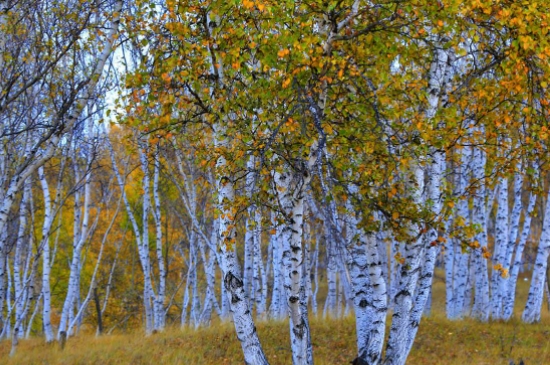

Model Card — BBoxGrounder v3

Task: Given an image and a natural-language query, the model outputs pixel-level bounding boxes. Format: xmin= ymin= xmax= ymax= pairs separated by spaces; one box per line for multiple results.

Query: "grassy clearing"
xmin=1 ymin=315 xmax=549 ymax=365
xmin=1 ymin=271 xmax=549 ymax=364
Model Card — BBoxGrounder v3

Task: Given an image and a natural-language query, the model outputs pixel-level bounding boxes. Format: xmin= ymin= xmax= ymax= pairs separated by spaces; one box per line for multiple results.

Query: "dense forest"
xmin=1 ymin=0 xmax=550 ymax=364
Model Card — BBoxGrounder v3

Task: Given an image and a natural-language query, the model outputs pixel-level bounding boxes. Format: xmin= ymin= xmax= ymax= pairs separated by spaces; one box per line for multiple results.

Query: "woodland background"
xmin=1 ymin=0 xmax=550 ymax=364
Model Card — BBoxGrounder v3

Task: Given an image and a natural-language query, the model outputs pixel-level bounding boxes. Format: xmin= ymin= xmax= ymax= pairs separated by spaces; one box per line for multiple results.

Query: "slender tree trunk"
xmin=38 ymin=167 xmax=54 ymax=342
xmin=244 ymin=207 xmax=255 ymax=304
xmin=490 ymin=175 xmax=509 ymax=319
xmin=58 ymin=150 xmax=93 ymax=338
xmin=199 ymin=240 xmax=217 ymax=325
xmin=215 ymin=143 xmax=269 ymax=364
xmin=494 ymin=163 xmax=523 ymax=319
xmin=12 ymin=179 xmax=31 ymax=339
xmin=180 ymin=240 xmax=192 ymax=327
xmin=324 ymin=243 xmax=338 ymax=318
xmin=152 ymin=156 xmax=166 ymax=330
xmin=253 ymin=209 xmax=267 ymax=318
xmin=470 ymin=139 xmax=490 ymax=321
xmin=269 ymin=217 xmax=285 ymax=320
xmin=503 ymin=190 xmax=536 ymax=319
xmin=350 ymin=229 xmax=388 ymax=364
xmin=275 ymin=163 xmax=315 ymax=365
xmin=444 ymin=223 xmax=455 ymax=318
xmin=311 ymin=231 xmax=319 ymax=315
xmin=403 ymin=150 xmax=445 ymax=356
xmin=450 ymin=145 xmax=472 ymax=318
xmin=138 ymin=140 xmax=155 ymax=334
xmin=190 ymin=234 xmax=201 ymax=327
xmin=384 ymin=42 xmax=450 ymax=365
xmin=523 ymin=185 xmax=550 ymax=323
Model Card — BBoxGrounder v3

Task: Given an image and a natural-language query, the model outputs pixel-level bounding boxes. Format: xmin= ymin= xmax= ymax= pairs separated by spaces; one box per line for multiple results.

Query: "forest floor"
xmin=1 ymin=271 xmax=550 ymax=364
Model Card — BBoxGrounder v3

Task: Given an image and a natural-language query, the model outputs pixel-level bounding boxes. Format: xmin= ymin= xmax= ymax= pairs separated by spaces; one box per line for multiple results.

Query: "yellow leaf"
xmin=277 ymin=48 xmax=290 ymax=58
xmin=242 ymin=0 xmax=254 ymax=9
xmin=282 ymin=78 xmax=291 ymax=88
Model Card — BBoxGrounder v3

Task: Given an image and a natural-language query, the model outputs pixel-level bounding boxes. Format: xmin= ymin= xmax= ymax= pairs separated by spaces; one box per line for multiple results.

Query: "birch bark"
xmin=152 ymin=155 xmax=166 ymax=330
xmin=450 ymin=144 xmax=472 ymax=318
xmin=384 ymin=42 xmax=449 ymax=365
xmin=522 ymin=185 xmax=550 ymax=323
xmin=12 ymin=179 xmax=31 ymax=339
xmin=58 ymin=140 xmax=95 ymax=338
xmin=490 ymin=174 xmax=509 ymax=319
xmin=196 ymin=6 xmax=269 ymax=360
xmin=215 ymin=127 xmax=269 ymax=364
xmin=403 ymin=147 xmax=445 ymax=357
xmin=503 ymin=188 xmax=536 ymax=320
xmin=274 ymin=157 xmax=316 ymax=365
xmin=470 ymin=137 xmax=490 ymax=321
xmin=350 ymin=224 xmax=388 ymax=364
xmin=269 ymin=219 xmax=286 ymax=320
xmin=38 ymin=166 xmax=54 ymax=342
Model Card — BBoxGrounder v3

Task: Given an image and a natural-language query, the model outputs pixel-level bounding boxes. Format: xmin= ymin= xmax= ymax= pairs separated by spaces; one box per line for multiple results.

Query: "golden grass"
xmin=2 ymin=270 xmax=549 ymax=364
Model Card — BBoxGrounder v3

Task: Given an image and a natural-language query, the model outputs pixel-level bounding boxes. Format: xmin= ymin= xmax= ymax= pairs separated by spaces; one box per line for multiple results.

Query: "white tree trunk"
xmin=403 ymin=150 xmax=445 ymax=356
xmin=384 ymin=43 xmax=449 ymax=365
xmin=215 ymin=145 xmax=268 ymax=364
xmin=244 ymin=221 xmax=255 ymax=304
xmin=522 ymin=186 xmax=550 ymax=323
xmin=444 ymin=220 xmax=455 ymax=318
xmin=253 ymin=209 xmax=267 ymax=318
xmin=198 ymin=238 xmax=218 ymax=325
xmin=138 ymin=141 xmax=155 ymax=333
xmin=324 ymin=243 xmax=338 ymax=318
xmin=470 ymin=140 xmax=490 ymax=321
xmin=350 ymin=228 xmax=388 ymax=364
xmin=449 ymin=145 xmax=472 ymax=318
xmin=66 ymin=189 xmax=122 ymax=336
xmin=58 ymin=146 xmax=94 ymax=338
xmin=152 ymin=156 xmax=166 ymax=330
xmin=12 ymin=179 xmax=31 ymax=339
xmin=274 ymin=165 xmax=314 ymax=365
xmin=269 ymin=216 xmax=286 ymax=320
xmin=311 ymin=231 xmax=320 ymax=315
xmin=384 ymin=167 xmax=426 ymax=365
xmin=503 ymin=189 xmax=536 ymax=320
xmin=38 ymin=167 xmax=54 ymax=342
xmin=490 ymin=175 xmax=509 ymax=319
xmin=180 ymin=241 xmax=192 ymax=327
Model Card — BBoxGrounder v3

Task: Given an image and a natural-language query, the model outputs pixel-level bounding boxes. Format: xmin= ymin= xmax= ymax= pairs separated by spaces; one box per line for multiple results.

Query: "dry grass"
xmin=1 ymin=270 xmax=549 ymax=364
